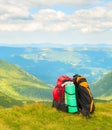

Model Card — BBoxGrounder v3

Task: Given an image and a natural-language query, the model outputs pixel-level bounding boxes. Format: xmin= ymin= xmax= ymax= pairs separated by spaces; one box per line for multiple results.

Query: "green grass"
xmin=0 ymin=102 xmax=112 ymax=130
xmin=0 ymin=91 xmax=23 ymax=108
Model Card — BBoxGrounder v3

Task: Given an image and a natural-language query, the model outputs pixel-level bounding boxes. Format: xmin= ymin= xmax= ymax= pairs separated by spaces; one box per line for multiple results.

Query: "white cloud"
xmin=73 ymin=7 xmax=112 ymax=32
xmin=0 ymin=1 xmax=30 ymax=22
xmin=0 ymin=0 xmax=112 ymax=33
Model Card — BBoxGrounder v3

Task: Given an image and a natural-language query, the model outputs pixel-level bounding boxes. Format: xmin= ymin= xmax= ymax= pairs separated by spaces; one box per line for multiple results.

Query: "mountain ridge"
xmin=0 ymin=43 xmax=112 ymax=48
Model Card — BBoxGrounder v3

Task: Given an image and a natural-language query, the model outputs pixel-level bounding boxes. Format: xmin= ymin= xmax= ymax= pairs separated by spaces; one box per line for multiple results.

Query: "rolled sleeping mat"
xmin=65 ymin=82 xmax=78 ymax=113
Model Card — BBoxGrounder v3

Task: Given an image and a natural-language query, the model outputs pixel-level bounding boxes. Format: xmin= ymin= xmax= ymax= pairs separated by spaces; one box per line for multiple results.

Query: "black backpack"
xmin=73 ymin=74 xmax=95 ymax=117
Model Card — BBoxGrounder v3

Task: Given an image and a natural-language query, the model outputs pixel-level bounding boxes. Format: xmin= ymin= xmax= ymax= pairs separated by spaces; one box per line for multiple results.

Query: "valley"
xmin=0 ymin=44 xmax=112 ymax=104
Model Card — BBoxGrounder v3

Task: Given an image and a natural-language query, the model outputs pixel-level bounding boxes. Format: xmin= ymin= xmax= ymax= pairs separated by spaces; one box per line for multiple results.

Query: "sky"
xmin=0 ymin=0 xmax=112 ymax=45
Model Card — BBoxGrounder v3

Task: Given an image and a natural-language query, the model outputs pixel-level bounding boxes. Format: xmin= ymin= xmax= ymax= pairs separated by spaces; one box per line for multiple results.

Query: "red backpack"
xmin=52 ymin=75 xmax=72 ymax=111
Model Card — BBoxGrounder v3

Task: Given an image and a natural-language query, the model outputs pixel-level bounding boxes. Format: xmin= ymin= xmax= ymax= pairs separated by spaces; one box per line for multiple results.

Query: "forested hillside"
xmin=90 ymin=72 xmax=112 ymax=100
xmin=0 ymin=59 xmax=52 ymax=106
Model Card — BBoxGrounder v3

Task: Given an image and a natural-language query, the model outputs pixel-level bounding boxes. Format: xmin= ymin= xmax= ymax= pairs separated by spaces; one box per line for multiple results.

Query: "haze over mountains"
xmin=0 ymin=44 xmax=111 ymax=85
xmin=0 ymin=43 xmax=112 ymax=102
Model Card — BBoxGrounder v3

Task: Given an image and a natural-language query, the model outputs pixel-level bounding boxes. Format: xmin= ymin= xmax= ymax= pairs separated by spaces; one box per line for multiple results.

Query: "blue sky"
xmin=0 ymin=0 xmax=112 ymax=45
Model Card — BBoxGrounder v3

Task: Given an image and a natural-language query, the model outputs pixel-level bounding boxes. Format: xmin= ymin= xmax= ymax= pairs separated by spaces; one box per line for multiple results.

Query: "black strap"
xmin=65 ymin=91 xmax=75 ymax=95
xmin=68 ymin=105 xmax=78 ymax=107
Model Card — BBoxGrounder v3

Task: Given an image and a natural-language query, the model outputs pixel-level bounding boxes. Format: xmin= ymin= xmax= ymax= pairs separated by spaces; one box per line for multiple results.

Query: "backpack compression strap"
xmin=90 ymin=99 xmax=94 ymax=113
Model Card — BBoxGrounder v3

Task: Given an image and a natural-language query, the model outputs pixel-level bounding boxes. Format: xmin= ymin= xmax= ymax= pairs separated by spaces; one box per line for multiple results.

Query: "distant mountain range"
xmin=0 ymin=59 xmax=52 ymax=107
xmin=0 ymin=43 xmax=111 ymax=48
xmin=0 ymin=44 xmax=111 ymax=85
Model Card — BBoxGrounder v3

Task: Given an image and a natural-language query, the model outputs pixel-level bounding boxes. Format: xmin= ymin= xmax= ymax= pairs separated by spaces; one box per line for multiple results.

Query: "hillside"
xmin=90 ymin=72 xmax=112 ymax=100
xmin=0 ymin=102 xmax=112 ymax=130
xmin=0 ymin=59 xmax=52 ymax=103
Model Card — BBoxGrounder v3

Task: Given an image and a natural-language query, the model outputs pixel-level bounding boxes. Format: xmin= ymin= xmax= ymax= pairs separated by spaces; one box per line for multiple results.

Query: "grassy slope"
xmin=0 ymin=59 xmax=52 ymax=102
xmin=90 ymin=72 xmax=112 ymax=100
xmin=0 ymin=91 xmax=23 ymax=108
xmin=0 ymin=102 xmax=112 ymax=130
